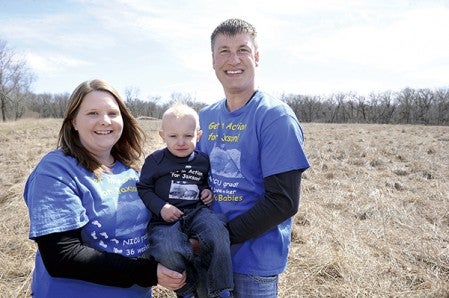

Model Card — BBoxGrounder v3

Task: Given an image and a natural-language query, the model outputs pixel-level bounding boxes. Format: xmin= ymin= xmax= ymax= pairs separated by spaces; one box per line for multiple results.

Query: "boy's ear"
xmin=197 ymin=129 xmax=203 ymax=140
xmin=158 ymin=130 xmax=164 ymax=139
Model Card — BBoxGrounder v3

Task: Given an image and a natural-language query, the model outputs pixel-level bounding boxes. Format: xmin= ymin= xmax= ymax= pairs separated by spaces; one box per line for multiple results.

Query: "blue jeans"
xmin=196 ymin=272 xmax=278 ymax=298
xmin=233 ymin=273 xmax=278 ymax=298
xmin=149 ymin=206 xmax=233 ymax=297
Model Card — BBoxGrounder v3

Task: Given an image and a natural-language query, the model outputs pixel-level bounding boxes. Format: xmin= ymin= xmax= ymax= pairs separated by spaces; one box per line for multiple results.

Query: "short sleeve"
xmin=260 ymin=109 xmax=310 ymax=177
xmin=24 ymin=152 xmax=89 ymax=239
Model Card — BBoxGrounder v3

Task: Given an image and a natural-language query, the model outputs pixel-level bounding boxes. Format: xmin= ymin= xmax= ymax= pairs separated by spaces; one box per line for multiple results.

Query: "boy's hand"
xmin=160 ymin=203 xmax=184 ymax=222
xmin=200 ymin=189 xmax=213 ymax=206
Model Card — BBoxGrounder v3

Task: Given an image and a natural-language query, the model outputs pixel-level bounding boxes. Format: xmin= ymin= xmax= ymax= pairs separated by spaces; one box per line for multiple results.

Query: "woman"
xmin=24 ymin=79 xmax=185 ymax=297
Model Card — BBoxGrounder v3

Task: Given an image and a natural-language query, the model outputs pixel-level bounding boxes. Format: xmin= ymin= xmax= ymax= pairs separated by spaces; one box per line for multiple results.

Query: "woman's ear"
xmin=72 ymin=119 xmax=78 ymax=131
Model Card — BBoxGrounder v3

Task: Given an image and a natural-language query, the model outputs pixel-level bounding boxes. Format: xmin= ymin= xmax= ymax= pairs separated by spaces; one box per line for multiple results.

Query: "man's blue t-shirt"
xmin=198 ymin=90 xmax=310 ymax=276
xmin=24 ymin=149 xmax=152 ymax=297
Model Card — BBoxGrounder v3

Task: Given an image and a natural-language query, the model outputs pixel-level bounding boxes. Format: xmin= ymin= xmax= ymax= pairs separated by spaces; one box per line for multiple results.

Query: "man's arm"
xmin=227 ymin=169 xmax=303 ymax=244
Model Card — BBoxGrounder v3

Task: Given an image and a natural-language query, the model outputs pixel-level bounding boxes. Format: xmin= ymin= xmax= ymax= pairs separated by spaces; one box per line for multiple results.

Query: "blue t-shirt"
xmin=198 ymin=90 xmax=310 ymax=275
xmin=24 ymin=149 xmax=152 ymax=297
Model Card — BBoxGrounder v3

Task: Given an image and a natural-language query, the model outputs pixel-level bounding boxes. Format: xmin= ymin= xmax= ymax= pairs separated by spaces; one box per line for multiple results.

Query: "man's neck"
xmin=225 ymin=89 xmax=256 ymax=112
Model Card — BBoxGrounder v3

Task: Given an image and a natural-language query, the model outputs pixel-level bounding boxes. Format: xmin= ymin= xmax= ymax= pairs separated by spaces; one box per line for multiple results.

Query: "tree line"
xmin=282 ymin=87 xmax=449 ymax=125
xmin=1 ymin=39 xmax=448 ymax=125
xmin=22 ymin=87 xmax=449 ymax=126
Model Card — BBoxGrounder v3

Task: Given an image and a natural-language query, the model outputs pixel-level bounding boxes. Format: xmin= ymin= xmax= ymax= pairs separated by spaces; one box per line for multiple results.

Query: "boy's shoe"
xmin=177 ymin=293 xmax=194 ymax=298
xmin=217 ymin=290 xmax=232 ymax=297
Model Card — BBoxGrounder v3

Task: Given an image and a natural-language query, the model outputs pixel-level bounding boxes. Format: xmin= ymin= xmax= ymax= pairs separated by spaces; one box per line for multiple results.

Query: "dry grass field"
xmin=0 ymin=118 xmax=448 ymax=297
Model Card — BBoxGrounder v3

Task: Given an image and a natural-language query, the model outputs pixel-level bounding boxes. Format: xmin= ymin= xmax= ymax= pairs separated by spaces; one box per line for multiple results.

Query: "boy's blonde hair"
xmin=162 ymin=103 xmax=200 ymax=130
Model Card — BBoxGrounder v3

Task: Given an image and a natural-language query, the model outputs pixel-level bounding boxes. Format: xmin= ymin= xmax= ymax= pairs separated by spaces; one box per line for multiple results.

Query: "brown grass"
xmin=1 ymin=119 xmax=448 ymax=297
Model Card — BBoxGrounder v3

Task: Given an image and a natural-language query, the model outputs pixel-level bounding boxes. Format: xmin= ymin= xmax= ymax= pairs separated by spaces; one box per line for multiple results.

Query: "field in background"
xmin=0 ymin=119 xmax=448 ymax=297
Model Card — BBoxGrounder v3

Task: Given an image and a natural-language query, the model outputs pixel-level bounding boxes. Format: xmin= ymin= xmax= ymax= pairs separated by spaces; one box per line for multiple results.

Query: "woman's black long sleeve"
xmin=35 ymin=228 xmax=158 ymax=288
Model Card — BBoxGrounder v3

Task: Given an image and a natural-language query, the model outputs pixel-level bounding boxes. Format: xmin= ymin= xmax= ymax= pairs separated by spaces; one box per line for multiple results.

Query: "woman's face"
xmin=72 ymin=90 xmax=123 ymax=158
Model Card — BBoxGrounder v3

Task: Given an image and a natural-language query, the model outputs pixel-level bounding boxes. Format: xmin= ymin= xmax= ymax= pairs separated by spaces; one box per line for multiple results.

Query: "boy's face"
xmin=159 ymin=115 xmax=202 ymax=158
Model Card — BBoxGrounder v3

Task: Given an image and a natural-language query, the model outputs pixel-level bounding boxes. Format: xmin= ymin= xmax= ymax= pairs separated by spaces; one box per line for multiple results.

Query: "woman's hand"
xmin=160 ymin=203 xmax=184 ymax=222
xmin=156 ymin=263 xmax=186 ymax=290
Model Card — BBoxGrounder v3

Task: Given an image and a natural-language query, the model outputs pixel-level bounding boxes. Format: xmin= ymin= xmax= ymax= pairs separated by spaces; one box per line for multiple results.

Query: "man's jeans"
xmin=196 ymin=272 xmax=279 ymax=298
xmin=149 ymin=206 xmax=233 ymax=297
xmin=233 ymin=273 xmax=278 ymax=297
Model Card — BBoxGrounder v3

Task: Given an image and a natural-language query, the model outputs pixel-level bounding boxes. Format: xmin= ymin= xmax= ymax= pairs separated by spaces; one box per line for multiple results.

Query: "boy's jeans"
xmin=149 ymin=206 xmax=233 ymax=297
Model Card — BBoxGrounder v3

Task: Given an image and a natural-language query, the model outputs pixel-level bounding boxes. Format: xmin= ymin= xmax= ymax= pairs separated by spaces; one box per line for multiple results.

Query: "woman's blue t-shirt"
xmin=24 ymin=149 xmax=152 ymax=297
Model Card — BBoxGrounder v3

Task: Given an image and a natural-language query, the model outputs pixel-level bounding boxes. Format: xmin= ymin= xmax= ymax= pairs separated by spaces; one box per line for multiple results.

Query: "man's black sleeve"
xmin=35 ymin=228 xmax=158 ymax=288
xmin=227 ymin=169 xmax=303 ymax=244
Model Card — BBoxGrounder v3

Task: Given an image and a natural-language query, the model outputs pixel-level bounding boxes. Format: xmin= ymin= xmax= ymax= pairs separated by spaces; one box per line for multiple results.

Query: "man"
xmin=197 ymin=18 xmax=310 ymax=297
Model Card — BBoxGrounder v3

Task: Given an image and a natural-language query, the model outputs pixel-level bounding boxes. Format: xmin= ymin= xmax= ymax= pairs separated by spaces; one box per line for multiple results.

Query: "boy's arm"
xmin=136 ymin=158 xmax=167 ymax=217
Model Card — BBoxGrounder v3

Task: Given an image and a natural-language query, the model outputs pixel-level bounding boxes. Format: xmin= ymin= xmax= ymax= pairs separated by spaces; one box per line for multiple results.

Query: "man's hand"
xmin=160 ymin=203 xmax=184 ymax=222
xmin=189 ymin=238 xmax=200 ymax=255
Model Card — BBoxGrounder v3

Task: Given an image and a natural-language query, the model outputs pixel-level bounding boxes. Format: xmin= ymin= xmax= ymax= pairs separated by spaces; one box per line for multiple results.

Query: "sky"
xmin=1 ymin=0 xmax=449 ymax=103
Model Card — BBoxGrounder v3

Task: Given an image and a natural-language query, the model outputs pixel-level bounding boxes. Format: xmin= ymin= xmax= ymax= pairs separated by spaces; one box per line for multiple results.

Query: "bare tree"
xmin=396 ymin=88 xmax=415 ymax=124
xmin=281 ymin=94 xmax=323 ymax=123
xmin=367 ymin=91 xmax=396 ymax=124
xmin=27 ymin=92 xmax=70 ymax=118
xmin=433 ymin=88 xmax=449 ymax=125
xmin=124 ymin=86 xmax=143 ymax=117
xmin=167 ymin=92 xmax=206 ymax=114
xmin=414 ymin=88 xmax=433 ymax=124
xmin=0 ymin=40 xmax=35 ymax=121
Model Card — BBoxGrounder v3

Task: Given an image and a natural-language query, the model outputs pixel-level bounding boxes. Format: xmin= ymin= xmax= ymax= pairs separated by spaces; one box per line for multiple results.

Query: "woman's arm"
xmin=35 ymin=228 xmax=159 ymax=288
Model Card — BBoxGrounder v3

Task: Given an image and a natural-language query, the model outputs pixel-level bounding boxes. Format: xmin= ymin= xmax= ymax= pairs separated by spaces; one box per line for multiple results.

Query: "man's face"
xmin=212 ymin=33 xmax=259 ymax=95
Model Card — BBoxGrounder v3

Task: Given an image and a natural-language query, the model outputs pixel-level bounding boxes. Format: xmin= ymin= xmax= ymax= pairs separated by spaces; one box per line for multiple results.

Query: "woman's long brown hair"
xmin=58 ymin=79 xmax=146 ymax=177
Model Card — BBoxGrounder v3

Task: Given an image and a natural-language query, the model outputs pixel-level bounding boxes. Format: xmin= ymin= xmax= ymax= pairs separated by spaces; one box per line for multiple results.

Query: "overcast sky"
xmin=1 ymin=0 xmax=448 ymax=103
